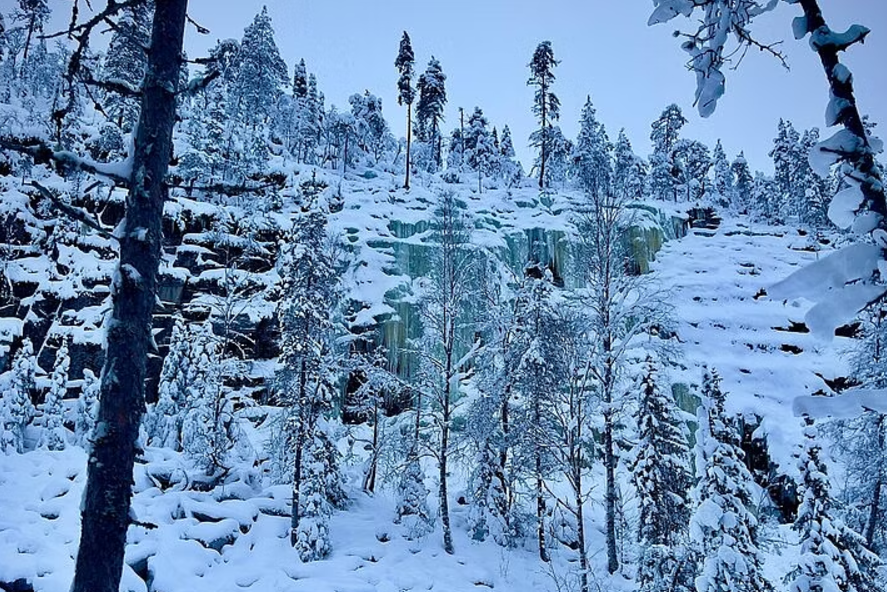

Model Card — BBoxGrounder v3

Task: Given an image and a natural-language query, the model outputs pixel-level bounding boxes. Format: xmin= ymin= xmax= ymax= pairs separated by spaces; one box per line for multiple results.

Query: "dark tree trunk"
xmin=795 ymin=0 xmax=886 ymax=221
xmin=536 ymin=455 xmax=549 ymax=562
xmin=290 ymin=360 xmax=309 ymax=545
xmin=865 ymin=416 xmax=885 ymax=548
xmin=363 ymin=399 xmax=379 ymax=493
xmin=404 ymin=106 xmax=412 ymax=190
xmin=71 ymin=2 xmax=188 ymax=591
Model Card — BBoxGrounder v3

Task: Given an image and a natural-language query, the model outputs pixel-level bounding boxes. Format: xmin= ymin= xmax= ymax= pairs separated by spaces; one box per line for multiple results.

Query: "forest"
xmin=0 ymin=1 xmax=885 ymax=592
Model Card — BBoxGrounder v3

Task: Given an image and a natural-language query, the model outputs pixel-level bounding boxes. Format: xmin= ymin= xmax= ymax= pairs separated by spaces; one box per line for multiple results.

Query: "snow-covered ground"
xmin=0 ymin=209 xmax=854 ymax=592
xmin=653 ymin=217 xmax=852 ymax=473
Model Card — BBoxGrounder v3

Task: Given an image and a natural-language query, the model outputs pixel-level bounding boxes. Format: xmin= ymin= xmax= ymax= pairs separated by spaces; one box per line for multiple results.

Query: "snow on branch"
xmin=26 ymin=181 xmax=118 ymax=242
xmin=648 ymin=0 xmax=783 ymax=117
xmin=0 ymin=137 xmax=131 ymax=185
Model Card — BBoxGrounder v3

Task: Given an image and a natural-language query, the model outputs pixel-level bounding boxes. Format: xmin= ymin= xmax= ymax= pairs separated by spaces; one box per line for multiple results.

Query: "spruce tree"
xmin=731 ymin=152 xmax=754 ymax=213
xmin=146 ymin=316 xmax=192 ymax=450
xmin=1 ymin=339 xmax=37 ymax=454
xmin=498 ymin=125 xmax=523 ymax=187
xmin=632 ymin=357 xmax=692 ymax=547
xmin=631 ymin=357 xmax=693 ymax=592
xmin=712 ymin=139 xmax=733 ymax=203
xmin=613 ymin=129 xmax=645 ymax=201
xmin=40 ymin=339 xmax=70 ymax=451
xmin=572 ymin=96 xmax=611 ymax=197
xmin=692 ymin=369 xmax=772 ymax=592
xmin=527 ymin=41 xmax=560 ymax=190
xmin=395 ymin=31 xmax=416 ymax=189
xmin=181 ymin=323 xmax=234 ymax=475
xmin=75 ymin=369 xmax=100 ymax=449
xmin=789 ymin=418 xmax=881 ymax=592
xmin=102 ymin=2 xmax=152 ymax=132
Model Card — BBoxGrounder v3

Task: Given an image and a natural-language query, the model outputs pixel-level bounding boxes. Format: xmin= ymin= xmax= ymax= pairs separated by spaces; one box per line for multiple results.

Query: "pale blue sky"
xmin=50 ymin=0 xmax=887 ymax=172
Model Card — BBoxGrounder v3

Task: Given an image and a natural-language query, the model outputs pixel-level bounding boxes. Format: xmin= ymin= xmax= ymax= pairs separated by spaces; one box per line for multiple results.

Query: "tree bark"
xmin=795 ymin=0 xmax=886 ymax=221
xmin=404 ymin=105 xmax=412 ymax=190
xmin=71 ymin=2 xmax=188 ymax=591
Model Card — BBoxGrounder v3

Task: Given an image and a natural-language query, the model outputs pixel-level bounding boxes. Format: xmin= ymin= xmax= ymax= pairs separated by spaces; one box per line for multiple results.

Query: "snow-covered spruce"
xmin=630 ymin=357 xmax=693 ymax=592
xmin=74 ymin=368 xmax=100 ymax=449
xmin=40 ymin=338 xmax=70 ymax=451
xmin=1 ymin=339 xmax=38 ymax=454
xmin=789 ymin=418 xmax=882 ymax=592
xmin=691 ymin=368 xmax=773 ymax=592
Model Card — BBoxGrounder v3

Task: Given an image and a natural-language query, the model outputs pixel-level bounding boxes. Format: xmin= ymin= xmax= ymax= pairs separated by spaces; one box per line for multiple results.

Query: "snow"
xmin=652 ymin=218 xmax=854 ymax=471
xmin=827 ymin=185 xmax=864 ymax=229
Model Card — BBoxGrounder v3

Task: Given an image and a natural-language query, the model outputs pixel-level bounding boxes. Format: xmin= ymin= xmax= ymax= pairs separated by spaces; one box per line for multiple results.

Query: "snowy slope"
xmin=653 ymin=217 xmax=851 ymax=472
xmin=0 ymin=209 xmax=854 ymax=592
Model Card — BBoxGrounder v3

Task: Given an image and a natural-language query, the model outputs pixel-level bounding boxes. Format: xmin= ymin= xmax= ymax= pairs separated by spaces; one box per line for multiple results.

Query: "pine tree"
xmin=527 ymin=41 xmax=560 ymax=190
xmin=40 ymin=339 xmax=70 ymax=451
xmin=349 ymin=90 xmax=392 ymax=164
xmin=649 ymin=104 xmax=687 ymax=201
xmin=674 ymin=139 xmax=711 ymax=202
xmin=572 ymin=96 xmax=611 ymax=197
xmin=395 ymin=31 xmax=416 ymax=189
xmin=789 ymin=418 xmax=881 ymax=592
xmin=75 ymin=369 xmax=100 ymax=449
xmin=1 ymin=339 xmax=37 ymax=454
xmin=692 ymin=369 xmax=773 ymax=592
xmin=415 ymin=56 xmax=447 ymax=170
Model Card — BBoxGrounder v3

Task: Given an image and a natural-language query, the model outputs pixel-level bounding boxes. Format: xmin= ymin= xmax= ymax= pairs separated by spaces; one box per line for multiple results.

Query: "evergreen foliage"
xmin=1 ymin=339 xmax=37 ymax=454
xmin=789 ymin=419 xmax=881 ymax=592
xmin=692 ymin=369 xmax=773 ymax=592
xmin=40 ymin=339 xmax=70 ymax=451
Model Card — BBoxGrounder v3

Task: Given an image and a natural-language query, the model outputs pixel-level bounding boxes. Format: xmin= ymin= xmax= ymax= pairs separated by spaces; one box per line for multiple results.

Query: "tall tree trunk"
xmin=290 ymin=416 xmax=306 ymax=545
xmin=71 ymin=2 xmax=188 ymax=591
xmin=363 ymin=399 xmax=379 ymax=493
xmin=404 ymin=106 xmax=412 ymax=189
xmin=575 ymin=466 xmax=589 ymax=592
xmin=603 ymin=332 xmax=619 ymax=574
xmin=865 ymin=415 xmax=885 ymax=547
xmin=290 ymin=359 xmax=309 ymax=544
xmin=536 ymin=453 xmax=549 ymax=562
xmin=794 ymin=0 xmax=886 ymax=221
xmin=439 ymin=351 xmax=454 ymax=554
